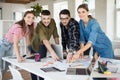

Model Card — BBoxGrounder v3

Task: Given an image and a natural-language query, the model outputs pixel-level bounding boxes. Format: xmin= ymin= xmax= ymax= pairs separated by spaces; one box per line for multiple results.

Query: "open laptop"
xmin=51 ymin=44 xmax=63 ymax=60
xmin=66 ymin=58 xmax=93 ymax=75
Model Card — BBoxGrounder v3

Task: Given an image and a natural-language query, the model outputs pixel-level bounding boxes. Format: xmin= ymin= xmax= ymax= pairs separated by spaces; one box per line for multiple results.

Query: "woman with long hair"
xmin=0 ymin=11 xmax=35 ymax=71
xmin=73 ymin=4 xmax=114 ymax=61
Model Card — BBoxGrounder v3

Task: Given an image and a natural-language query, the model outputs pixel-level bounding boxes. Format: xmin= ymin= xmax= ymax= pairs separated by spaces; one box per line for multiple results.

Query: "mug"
xmin=35 ymin=53 xmax=41 ymax=62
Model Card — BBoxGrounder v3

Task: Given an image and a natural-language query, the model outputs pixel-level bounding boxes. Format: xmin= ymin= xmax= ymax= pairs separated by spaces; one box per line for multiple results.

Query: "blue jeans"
xmin=0 ymin=38 xmax=13 ymax=71
xmin=28 ymin=45 xmax=47 ymax=80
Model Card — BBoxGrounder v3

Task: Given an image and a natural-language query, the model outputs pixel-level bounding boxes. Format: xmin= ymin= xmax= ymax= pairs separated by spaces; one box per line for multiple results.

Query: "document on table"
xmin=41 ymin=60 xmax=69 ymax=72
xmin=41 ymin=57 xmax=92 ymax=72
xmin=52 ymin=61 xmax=69 ymax=71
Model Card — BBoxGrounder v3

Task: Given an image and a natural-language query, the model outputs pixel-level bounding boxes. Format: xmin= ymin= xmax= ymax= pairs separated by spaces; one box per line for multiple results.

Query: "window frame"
xmin=115 ymin=0 xmax=120 ymax=39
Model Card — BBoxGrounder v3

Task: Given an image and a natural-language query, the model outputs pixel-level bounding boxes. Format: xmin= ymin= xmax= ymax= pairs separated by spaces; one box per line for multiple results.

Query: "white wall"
xmin=95 ymin=0 xmax=107 ymax=33
xmin=0 ymin=3 xmax=26 ymax=20
xmin=95 ymin=0 xmax=115 ymax=41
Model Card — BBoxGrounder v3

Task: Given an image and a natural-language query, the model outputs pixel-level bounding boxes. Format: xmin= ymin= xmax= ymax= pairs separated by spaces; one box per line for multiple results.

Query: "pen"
xmin=69 ymin=59 xmax=74 ymax=67
xmin=57 ymin=60 xmax=62 ymax=62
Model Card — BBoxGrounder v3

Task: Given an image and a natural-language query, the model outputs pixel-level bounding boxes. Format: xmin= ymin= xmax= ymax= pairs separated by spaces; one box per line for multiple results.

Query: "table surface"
xmin=2 ymin=57 xmax=90 ymax=80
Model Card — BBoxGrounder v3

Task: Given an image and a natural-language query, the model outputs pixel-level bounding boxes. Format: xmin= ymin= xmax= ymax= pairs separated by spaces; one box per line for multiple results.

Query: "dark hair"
xmin=77 ymin=4 xmax=94 ymax=19
xmin=41 ymin=10 xmax=51 ymax=15
xmin=59 ymin=9 xmax=71 ymax=17
xmin=15 ymin=10 xmax=35 ymax=41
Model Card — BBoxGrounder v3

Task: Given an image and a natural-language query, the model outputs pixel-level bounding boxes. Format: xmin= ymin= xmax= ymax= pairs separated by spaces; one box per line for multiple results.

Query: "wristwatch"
xmin=68 ymin=49 xmax=74 ymax=55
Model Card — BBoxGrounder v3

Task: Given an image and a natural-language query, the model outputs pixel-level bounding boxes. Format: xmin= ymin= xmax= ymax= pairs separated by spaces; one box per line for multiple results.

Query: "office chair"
xmin=8 ymin=66 xmax=24 ymax=80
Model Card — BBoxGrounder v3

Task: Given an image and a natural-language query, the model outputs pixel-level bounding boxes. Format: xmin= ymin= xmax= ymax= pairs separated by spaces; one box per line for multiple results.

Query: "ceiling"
xmin=0 ymin=0 xmax=36 ymax=4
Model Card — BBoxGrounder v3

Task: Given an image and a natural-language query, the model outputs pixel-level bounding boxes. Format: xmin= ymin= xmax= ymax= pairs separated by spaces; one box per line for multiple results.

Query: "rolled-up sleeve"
xmin=53 ymin=25 xmax=59 ymax=38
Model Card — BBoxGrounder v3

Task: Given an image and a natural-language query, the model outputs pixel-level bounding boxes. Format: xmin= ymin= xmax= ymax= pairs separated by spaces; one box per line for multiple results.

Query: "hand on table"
xmin=67 ymin=52 xmax=73 ymax=63
xmin=17 ymin=56 xmax=25 ymax=63
xmin=72 ymin=49 xmax=84 ymax=61
xmin=51 ymin=52 xmax=60 ymax=61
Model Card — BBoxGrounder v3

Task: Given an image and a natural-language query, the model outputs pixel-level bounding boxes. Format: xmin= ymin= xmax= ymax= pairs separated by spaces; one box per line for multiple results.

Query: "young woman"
xmin=73 ymin=4 xmax=114 ymax=61
xmin=0 ymin=11 xmax=35 ymax=71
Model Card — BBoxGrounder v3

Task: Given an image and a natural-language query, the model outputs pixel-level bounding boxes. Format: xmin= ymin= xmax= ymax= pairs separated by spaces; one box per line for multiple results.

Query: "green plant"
xmin=31 ymin=3 xmax=43 ymax=17
xmin=82 ymin=0 xmax=88 ymax=3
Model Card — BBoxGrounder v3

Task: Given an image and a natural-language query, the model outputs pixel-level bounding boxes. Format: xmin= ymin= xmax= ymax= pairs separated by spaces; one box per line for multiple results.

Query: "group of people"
xmin=0 ymin=4 xmax=114 ymax=80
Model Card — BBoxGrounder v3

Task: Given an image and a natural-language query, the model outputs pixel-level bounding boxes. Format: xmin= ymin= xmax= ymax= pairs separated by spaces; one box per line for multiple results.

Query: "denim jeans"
xmin=28 ymin=45 xmax=47 ymax=80
xmin=0 ymin=38 xmax=13 ymax=71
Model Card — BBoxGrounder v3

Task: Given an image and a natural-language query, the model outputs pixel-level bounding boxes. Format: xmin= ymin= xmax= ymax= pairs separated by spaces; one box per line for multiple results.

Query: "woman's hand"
xmin=77 ymin=49 xmax=84 ymax=58
xmin=72 ymin=49 xmax=84 ymax=61
xmin=17 ymin=56 xmax=25 ymax=63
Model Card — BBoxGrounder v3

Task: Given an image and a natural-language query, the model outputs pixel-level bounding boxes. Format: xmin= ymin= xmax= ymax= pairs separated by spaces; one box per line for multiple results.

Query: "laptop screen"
xmin=51 ymin=44 xmax=63 ymax=60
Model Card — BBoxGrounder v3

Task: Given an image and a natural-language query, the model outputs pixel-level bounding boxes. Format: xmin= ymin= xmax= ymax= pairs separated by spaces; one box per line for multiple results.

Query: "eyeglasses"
xmin=60 ymin=17 xmax=69 ymax=21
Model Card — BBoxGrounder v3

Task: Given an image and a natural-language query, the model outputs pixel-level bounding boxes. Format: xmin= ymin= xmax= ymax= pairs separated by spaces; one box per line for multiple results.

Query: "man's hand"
xmin=67 ymin=52 xmax=73 ymax=63
xmin=54 ymin=38 xmax=59 ymax=44
xmin=51 ymin=52 xmax=60 ymax=61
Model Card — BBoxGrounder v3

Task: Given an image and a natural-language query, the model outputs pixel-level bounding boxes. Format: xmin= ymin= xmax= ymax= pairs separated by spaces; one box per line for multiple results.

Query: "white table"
xmin=90 ymin=57 xmax=120 ymax=79
xmin=2 ymin=57 xmax=89 ymax=80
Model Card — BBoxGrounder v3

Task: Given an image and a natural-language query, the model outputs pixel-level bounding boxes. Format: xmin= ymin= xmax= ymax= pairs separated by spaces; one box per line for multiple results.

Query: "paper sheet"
xmin=42 ymin=57 xmax=92 ymax=71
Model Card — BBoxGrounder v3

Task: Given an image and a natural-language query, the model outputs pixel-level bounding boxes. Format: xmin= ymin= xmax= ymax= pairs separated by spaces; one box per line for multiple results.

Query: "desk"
xmin=90 ymin=57 xmax=120 ymax=79
xmin=2 ymin=57 xmax=89 ymax=80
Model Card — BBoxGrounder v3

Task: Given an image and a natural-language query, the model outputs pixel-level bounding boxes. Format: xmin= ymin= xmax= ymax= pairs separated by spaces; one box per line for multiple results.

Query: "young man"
xmin=59 ymin=9 xmax=80 ymax=62
xmin=29 ymin=10 xmax=60 ymax=80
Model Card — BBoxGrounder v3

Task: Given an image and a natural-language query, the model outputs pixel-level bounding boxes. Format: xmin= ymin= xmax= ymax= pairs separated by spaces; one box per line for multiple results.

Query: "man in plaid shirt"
xmin=59 ymin=9 xmax=80 ymax=62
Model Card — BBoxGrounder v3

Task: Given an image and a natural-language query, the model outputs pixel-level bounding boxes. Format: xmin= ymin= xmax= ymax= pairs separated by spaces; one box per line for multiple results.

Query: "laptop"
xmin=51 ymin=44 xmax=63 ymax=60
xmin=66 ymin=58 xmax=93 ymax=75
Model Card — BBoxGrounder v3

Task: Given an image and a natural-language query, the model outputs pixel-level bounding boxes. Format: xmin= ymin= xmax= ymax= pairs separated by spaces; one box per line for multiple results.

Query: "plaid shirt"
xmin=60 ymin=18 xmax=80 ymax=51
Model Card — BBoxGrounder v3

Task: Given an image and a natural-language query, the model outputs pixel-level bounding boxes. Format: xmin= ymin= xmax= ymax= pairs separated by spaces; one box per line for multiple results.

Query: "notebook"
xmin=51 ymin=44 xmax=63 ymax=59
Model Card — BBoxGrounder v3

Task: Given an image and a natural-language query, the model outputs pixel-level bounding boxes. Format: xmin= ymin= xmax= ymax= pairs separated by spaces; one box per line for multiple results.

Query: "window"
xmin=75 ymin=0 xmax=82 ymax=21
xmin=116 ymin=0 xmax=120 ymax=38
xmin=53 ymin=1 xmax=68 ymax=44
xmin=13 ymin=12 xmax=23 ymax=21
xmin=53 ymin=1 xmax=68 ymax=25
xmin=88 ymin=0 xmax=95 ymax=17
xmin=42 ymin=5 xmax=48 ymax=10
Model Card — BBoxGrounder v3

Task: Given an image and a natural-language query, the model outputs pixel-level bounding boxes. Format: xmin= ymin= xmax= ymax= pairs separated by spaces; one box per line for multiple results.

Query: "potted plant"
xmin=31 ymin=3 xmax=43 ymax=18
xmin=82 ymin=0 xmax=88 ymax=4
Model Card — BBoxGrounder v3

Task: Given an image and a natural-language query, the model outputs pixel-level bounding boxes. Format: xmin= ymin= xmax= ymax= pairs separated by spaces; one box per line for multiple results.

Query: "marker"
xmin=104 ymin=71 xmax=111 ymax=75
xmin=58 ymin=60 xmax=62 ymax=62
